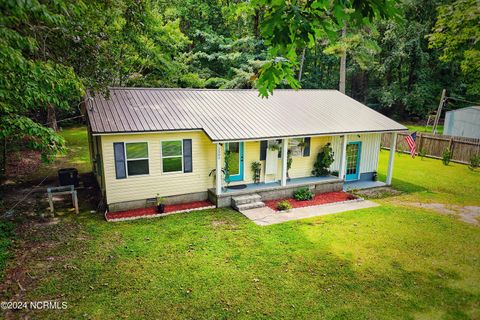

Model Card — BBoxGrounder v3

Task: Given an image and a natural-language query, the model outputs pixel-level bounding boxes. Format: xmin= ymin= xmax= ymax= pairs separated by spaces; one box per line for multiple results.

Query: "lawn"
xmin=1 ymin=127 xmax=479 ymax=319
xmin=402 ymin=123 xmax=444 ymax=134
xmin=27 ymin=126 xmax=91 ymax=181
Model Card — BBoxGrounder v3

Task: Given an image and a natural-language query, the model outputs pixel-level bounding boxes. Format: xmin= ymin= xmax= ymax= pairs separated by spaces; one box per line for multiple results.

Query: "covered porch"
xmin=208 ymin=175 xmax=344 ymax=207
xmin=210 ymin=132 xmax=399 ymax=207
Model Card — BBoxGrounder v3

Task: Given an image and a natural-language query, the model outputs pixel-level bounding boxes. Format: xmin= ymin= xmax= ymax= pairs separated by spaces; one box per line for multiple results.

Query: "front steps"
xmin=232 ymin=194 xmax=265 ymax=211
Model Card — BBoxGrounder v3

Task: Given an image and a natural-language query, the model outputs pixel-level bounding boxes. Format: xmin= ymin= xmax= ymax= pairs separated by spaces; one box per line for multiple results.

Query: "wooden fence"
xmin=381 ymin=132 xmax=480 ymax=165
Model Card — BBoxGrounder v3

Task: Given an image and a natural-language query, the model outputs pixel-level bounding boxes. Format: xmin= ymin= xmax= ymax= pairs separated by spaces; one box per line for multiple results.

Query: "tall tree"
xmin=253 ymin=0 xmax=398 ymax=96
xmin=0 ymin=0 xmax=84 ymax=175
xmin=429 ymin=0 xmax=480 ymax=96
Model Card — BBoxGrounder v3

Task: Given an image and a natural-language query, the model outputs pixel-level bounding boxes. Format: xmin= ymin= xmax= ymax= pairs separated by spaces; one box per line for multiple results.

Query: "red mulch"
xmin=106 ymin=200 xmax=213 ymax=221
xmin=265 ymin=191 xmax=357 ymax=211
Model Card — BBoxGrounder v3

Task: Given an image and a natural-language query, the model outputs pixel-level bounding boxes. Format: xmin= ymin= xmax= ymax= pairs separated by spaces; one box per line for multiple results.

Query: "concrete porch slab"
xmin=240 ymin=200 xmax=379 ymax=226
xmin=343 ymin=180 xmax=387 ymax=191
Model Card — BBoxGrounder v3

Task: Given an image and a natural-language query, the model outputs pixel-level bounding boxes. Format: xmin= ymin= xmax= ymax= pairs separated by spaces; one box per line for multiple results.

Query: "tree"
xmin=429 ymin=0 xmax=480 ymax=95
xmin=253 ymin=0 xmax=398 ymax=96
xmin=0 ymin=1 xmax=85 ymax=175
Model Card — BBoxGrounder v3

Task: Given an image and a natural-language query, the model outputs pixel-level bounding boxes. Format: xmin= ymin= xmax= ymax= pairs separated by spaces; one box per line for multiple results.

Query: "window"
xmin=126 ymin=142 xmax=149 ymax=176
xmin=289 ymin=138 xmax=305 ymax=157
xmin=162 ymin=140 xmax=183 ymax=173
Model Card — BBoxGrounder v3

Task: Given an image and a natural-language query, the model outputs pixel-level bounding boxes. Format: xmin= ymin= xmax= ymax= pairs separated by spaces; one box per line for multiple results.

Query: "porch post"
xmin=386 ymin=132 xmax=397 ymax=186
xmin=339 ymin=135 xmax=348 ymax=180
xmin=281 ymin=138 xmax=288 ymax=186
xmin=216 ymin=143 xmax=222 ymax=195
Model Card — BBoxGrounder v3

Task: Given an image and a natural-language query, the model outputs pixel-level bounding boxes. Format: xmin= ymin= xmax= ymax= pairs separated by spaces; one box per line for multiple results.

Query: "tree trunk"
xmin=0 ymin=137 xmax=6 ymax=180
xmin=298 ymin=47 xmax=306 ymax=81
xmin=47 ymin=104 xmax=59 ymax=132
xmin=253 ymin=9 xmax=260 ymax=38
xmin=339 ymin=25 xmax=347 ymax=94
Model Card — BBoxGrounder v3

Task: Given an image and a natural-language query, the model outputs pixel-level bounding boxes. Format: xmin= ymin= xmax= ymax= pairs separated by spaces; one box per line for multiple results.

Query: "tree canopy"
xmin=1 ymin=0 xmax=479 ymax=174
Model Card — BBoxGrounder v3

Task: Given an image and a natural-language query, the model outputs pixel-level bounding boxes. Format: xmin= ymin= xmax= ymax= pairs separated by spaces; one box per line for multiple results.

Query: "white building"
xmin=444 ymin=106 xmax=480 ymax=139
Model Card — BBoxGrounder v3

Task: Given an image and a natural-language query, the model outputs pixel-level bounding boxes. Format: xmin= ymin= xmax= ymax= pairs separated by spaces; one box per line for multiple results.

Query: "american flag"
xmin=404 ymin=132 xmax=417 ymax=158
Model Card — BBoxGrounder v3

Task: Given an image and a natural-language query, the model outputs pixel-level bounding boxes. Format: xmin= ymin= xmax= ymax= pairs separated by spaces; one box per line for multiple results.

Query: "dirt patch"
xmin=401 ymin=202 xmax=480 ymax=226
xmin=0 ymin=218 xmax=88 ymax=319
xmin=4 ymin=149 xmax=42 ymax=180
xmin=352 ymin=187 xmax=402 ymax=199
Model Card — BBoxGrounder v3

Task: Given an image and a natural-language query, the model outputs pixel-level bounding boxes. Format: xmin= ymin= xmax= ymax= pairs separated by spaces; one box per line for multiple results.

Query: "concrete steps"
xmin=232 ymin=194 xmax=265 ymax=211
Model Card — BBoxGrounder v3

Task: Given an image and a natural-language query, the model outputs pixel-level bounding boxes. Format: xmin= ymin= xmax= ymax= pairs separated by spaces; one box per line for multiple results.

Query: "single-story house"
xmin=443 ymin=106 xmax=480 ymax=139
xmin=84 ymin=88 xmax=406 ymax=212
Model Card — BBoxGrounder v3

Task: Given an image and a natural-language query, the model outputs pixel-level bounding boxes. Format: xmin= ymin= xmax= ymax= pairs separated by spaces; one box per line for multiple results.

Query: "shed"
xmin=443 ymin=106 xmax=480 ymax=139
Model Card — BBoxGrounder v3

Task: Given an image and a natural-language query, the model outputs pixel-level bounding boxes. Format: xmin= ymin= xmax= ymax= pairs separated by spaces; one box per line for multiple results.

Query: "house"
xmin=443 ymin=106 xmax=480 ymax=139
xmin=84 ymin=88 xmax=406 ymax=212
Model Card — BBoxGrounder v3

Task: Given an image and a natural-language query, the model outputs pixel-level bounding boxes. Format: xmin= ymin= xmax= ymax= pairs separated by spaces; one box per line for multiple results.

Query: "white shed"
xmin=443 ymin=106 xmax=480 ymax=139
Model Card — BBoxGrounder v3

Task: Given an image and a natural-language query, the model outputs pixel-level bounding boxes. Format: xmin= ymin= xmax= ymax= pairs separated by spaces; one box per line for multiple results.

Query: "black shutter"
xmin=113 ymin=142 xmax=126 ymax=179
xmin=303 ymin=137 xmax=311 ymax=157
xmin=183 ymin=139 xmax=192 ymax=173
xmin=277 ymin=139 xmax=282 ymax=158
xmin=260 ymin=140 xmax=267 ymax=160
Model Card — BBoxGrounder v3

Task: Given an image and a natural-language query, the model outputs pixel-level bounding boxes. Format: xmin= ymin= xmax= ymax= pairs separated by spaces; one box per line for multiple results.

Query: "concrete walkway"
xmin=240 ymin=200 xmax=379 ymax=226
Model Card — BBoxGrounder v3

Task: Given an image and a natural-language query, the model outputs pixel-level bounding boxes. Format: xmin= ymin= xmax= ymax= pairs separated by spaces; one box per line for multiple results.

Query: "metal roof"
xmin=86 ymin=88 xmax=407 ymax=141
xmin=446 ymin=106 xmax=480 ymax=113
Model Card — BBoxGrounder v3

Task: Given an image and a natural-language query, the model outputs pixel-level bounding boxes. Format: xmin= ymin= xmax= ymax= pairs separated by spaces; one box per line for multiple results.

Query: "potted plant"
xmin=268 ymin=142 xmax=280 ymax=151
xmin=251 ymin=161 xmax=261 ymax=184
xmin=156 ymin=193 xmax=165 ymax=213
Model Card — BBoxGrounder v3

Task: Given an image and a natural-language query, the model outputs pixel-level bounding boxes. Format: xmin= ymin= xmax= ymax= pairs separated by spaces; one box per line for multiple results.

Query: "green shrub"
xmin=293 ymin=187 xmax=314 ymax=201
xmin=277 ymin=200 xmax=292 ymax=211
xmin=419 ymin=148 xmax=427 ymax=160
xmin=312 ymin=143 xmax=334 ymax=176
xmin=442 ymin=148 xmax=452 ymax=165
xmin=0 ymin=220 xmax=15 ymax=277
xmin=469 ymin=154 xmax=480 ymax=171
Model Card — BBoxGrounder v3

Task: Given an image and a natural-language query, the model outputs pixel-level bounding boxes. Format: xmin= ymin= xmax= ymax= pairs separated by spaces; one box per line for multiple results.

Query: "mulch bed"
xmin=265 ymin=191 xmax=357 ymax=211
xmin=105 ymin=200 xmax=214 ymax=221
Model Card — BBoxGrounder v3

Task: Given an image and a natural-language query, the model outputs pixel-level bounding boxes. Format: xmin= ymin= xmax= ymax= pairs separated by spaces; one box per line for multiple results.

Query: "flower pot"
xmin=157 ymin=204 xmax=165 ymax=214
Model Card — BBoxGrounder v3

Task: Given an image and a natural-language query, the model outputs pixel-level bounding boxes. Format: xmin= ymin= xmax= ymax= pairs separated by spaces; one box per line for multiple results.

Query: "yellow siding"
xmin=230 ymin=137 xmax=331 ymax=185
xmin=286 ymin=136 xmax=331 ymax=178
xmin=101 ymin=131 xmax=215 ymax=204
xmin=100 ymin=133 xmax=334 ymax=204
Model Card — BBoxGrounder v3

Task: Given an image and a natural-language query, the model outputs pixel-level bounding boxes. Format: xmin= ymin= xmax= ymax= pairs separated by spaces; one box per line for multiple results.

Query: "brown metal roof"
xmin=86 ymin=88 xmax=407 ymax=141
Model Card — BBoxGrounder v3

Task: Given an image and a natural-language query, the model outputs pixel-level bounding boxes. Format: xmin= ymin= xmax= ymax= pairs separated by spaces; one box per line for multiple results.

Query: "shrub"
xmin=469 ymin=154 xmax=480 ymax=171
xmin=293 ymin=187 xmax=314 ymax=201
xmin=442 ymin=148 xmax=452 ymax=165
xmin=277 ymin=200 xmax=292 ymax=211
xmin=312 ymin=143 xmax=334 ymax=176
xmin=419 ymin=148 xmax=427 ymax=160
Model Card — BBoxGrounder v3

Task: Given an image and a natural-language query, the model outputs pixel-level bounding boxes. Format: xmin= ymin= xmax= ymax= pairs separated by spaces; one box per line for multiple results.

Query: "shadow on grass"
xmin=378 ymin=173 xmax=429 ymax=194
xmin=19 ymin=209 xmax=475 ymax=319
xmin=2 ymin=206 xmax=478 ymax=319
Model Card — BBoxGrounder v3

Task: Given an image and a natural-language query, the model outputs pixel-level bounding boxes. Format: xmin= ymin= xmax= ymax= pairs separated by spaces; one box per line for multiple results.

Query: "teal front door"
xmin=345 ymin=142 xmax=361 ymax=181
xmin=225 ymin=142 xmax=244 ymax=182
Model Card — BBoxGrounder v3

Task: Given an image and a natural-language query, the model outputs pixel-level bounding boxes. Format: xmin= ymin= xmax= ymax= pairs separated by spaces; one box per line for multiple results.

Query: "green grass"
xmin=2 ymin=127 xmax=480 ymax=319
xmin=402 ymin=123 xmax=443 ymax=134
xmin=378 ymin=149 xmax=480 ymax=206
xmin=29 ymin=126 xmax=91 ymax=180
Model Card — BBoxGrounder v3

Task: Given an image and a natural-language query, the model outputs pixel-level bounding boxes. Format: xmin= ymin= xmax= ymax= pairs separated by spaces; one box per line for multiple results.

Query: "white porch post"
xmin=216 ymin=143 xmax=222 ymax=195
xmin=339 ymin=135 xmax=348 ymax=180
xmin=386 ymin=132 xmax=397 ymax=185
xmin=281 ymin=138 xmax=288 ymax=186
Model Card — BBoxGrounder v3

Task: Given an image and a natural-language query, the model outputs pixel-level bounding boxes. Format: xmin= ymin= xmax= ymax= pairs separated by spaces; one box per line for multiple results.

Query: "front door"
xmin=345 ymin=141 xmax=361 ymax=181
xmin=225 ymin=142 xmax=244 ymax=182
